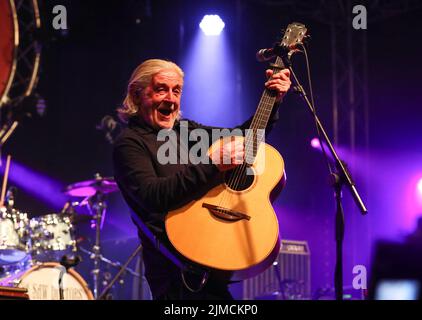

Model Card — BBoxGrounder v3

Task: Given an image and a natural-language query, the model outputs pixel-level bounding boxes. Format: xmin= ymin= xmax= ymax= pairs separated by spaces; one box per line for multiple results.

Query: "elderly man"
xmin=113 ymin=59 xmax=291 ymax=300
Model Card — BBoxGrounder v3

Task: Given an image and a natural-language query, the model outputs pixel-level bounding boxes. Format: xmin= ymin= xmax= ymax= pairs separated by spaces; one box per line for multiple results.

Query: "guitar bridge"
xmin=202 ymin=203 xmax=251 ymax=221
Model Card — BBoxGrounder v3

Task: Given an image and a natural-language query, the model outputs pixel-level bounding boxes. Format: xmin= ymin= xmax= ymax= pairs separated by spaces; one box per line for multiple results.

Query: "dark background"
xmin=2 ymin=0 xmax=422 ymax=299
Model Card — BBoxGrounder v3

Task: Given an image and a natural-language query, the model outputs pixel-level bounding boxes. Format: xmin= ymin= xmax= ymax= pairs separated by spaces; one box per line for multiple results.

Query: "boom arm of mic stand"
xmin=283 ymin=57 xmax=368 ymax=215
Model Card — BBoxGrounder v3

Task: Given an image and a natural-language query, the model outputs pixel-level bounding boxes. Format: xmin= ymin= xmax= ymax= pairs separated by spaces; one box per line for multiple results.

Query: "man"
xmin=113 ymin=59 xmax=291 ymax=300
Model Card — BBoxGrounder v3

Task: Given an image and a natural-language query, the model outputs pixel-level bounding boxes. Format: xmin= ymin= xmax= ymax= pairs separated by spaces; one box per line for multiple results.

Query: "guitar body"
xmin=165 ymin=136 xmax=285 ymax=280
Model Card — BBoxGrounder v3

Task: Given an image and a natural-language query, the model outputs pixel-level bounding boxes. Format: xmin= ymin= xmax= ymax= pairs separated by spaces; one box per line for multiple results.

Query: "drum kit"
xmin=0 ymin=174 xmax=140 ymax=300
xmin=1 ymin=1 xmax=143 ymax=300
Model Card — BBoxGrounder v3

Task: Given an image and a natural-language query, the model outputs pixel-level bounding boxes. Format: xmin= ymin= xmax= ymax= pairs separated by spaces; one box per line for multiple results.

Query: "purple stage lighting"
xmin=199 ymin=15 xmax=225 ymax=36
xmin=311 ymin=137 xmax=321 ymax=149
xmin=0 ymin=158 xmax=67 ymax=210
xmin=417 ymin=178 xmax=422 ymax=195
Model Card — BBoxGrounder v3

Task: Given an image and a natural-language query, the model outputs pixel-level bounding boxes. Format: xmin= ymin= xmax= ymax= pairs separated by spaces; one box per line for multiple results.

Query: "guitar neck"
xmin=249 ymin=56 xmax=286 ymax=132
xmin=245 ymin=56 xmax=285 ymax=163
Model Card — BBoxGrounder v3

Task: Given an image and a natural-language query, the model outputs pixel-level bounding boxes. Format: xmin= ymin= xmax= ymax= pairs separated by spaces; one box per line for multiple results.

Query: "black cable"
xmin=300 ymin=43 xmax=335 ymax=175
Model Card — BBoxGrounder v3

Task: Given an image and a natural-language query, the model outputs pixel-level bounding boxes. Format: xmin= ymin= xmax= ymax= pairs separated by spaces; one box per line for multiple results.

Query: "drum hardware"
xmin=63 ymin=175 xmax=118 ymax=198
xmin=78 ymin=246 xmax=140 ymax=278
xmin=91 ymin=189 xmax=106 ymax=299
xmin=79 ymin=244 xmax=142 ymax=300
xmin=98 ymin=242 xmax=143 ymax=300
xmin=60 ymin=201 xmax=93 ymax=225
xmin=64 ymin=173 xmax=118 ymax=299
xmin=1 ymin=173 xmax=141 ymax=300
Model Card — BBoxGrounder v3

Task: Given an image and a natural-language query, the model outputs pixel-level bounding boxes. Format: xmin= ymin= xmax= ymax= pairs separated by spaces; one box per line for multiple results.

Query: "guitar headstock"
xmin=279 ymin=22 xmax=308 ymax=55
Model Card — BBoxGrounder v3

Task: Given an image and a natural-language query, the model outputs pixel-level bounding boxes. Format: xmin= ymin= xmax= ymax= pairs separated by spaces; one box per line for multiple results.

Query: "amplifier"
xmin=242 ymin=240 xmax=311 ymax=300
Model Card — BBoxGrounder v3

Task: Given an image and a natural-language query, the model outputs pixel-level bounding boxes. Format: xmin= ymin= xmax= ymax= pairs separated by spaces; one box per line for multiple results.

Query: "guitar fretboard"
xmin=245 ymin=56 xmax=285 ymax=163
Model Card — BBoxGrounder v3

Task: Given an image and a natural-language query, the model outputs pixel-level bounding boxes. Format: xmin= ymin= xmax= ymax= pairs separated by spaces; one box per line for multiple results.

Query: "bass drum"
xmin=16 ymin=262 xmax=94 ymax=300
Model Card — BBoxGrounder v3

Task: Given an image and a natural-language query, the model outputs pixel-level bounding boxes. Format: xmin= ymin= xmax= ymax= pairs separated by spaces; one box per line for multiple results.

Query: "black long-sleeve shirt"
xmin=113 ymin=108 xmax=280 ymax=297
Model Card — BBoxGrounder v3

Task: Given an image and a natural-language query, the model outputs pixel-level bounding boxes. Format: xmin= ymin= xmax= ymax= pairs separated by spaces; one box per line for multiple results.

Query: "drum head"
xmin=30 ymin=213 xmax=76 ymax=262
xmin=0 ymin=249 xmax=28 ymax=265
xmin=0 ymin=209 xmax=31 ymax=265
xmin=18 ymin=262 xmax=94 ymax=300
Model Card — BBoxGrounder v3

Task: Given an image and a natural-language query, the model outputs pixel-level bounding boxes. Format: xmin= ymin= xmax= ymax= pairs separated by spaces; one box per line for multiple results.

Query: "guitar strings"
xmin=217 ymin=59 xmax=282 ymax=211
xmin=217 ymin=70 xmax=278 ymax=210
xmin=228 ymin=56 xmax=284 ymax=194
xmin=229 ymin=87 xmax=277 ymax=194
xmin=216 ymin=97 xmax=272 ymax=211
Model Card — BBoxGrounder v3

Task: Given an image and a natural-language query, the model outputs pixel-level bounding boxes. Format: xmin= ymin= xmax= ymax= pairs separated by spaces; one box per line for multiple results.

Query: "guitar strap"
xmin=130 ymin=211 xmax=210 ymax=291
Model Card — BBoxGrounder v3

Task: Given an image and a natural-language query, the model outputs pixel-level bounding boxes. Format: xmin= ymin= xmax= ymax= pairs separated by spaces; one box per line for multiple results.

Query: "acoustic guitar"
xmin=166 ymin=23 xmax=307 ymax=280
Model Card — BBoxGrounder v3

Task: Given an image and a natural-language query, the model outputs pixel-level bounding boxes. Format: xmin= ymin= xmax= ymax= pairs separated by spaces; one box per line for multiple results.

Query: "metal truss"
xmin=4 ymin=0 xmax=41 ymax=105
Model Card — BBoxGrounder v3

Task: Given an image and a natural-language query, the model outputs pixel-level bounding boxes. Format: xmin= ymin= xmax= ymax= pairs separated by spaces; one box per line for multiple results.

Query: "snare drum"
xmin=0 ymin=207 xmax=31 ymax=265
xmin=30 ymin=214 xmax=76 ymax=262
xmin=1 ymin=262 xmax=93 ymax=300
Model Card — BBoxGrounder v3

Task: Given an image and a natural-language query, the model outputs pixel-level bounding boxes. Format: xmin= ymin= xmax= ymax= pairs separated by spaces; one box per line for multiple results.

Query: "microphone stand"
xmin=57 ymin=265 xmax=66 ymax=300
xmin=277 ymin=52 xmax=368 ymax=300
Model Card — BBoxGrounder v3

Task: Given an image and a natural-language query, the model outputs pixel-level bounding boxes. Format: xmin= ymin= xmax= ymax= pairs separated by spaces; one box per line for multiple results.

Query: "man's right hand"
xmin=208 ymin=138 xmax=245 ymax=172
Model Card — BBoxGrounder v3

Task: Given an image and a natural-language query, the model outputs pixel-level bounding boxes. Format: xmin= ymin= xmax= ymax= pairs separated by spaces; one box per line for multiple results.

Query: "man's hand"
xmin=209 ymin=138 xmax=244 ymax=172
xmin=265 ymin=68 xmax=291 ymax=103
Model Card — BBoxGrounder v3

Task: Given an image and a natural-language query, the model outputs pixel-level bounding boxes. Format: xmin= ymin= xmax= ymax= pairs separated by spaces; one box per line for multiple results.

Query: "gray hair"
xmin=117 ymin=59 xmax=184 ymax=123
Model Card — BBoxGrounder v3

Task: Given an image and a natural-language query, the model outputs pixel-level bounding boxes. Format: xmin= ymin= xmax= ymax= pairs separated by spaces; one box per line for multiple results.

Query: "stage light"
xmin=311 ymin=137 xmax=321 ymax=149
xmin=417 ymin=178 xmax=422 ymax=195
xmin=182 ymin=13 xmax=238 ymax=127
xmin=199 ymin=15 xmax=225 ymax=36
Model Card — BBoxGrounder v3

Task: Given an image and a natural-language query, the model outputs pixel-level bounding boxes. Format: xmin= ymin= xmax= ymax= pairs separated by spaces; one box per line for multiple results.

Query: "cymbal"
xmin=64 ymin=177 xmax=118 ymax=197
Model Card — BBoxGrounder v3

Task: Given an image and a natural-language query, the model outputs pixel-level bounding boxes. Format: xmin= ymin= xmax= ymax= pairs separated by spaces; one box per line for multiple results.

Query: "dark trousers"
xmin=154 ymin=270 xmax=233 ymax=300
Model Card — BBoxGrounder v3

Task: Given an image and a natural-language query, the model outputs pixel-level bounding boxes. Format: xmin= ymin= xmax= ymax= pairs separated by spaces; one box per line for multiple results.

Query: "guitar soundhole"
xmin=224 ymin=167 xmax=255 ymax=191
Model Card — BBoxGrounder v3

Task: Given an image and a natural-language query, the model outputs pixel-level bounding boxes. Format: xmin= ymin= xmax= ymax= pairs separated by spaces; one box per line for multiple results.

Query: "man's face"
xmin=138 ymin=69 xmax=183 ymax=130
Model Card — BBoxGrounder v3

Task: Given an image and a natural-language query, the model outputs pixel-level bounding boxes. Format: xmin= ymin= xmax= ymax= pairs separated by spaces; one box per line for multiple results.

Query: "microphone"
xmin=96 ymin=115 xmax=120 ymax=144
xmin=60 ymin=254 xmax=82 ymax=269
xmin=256 ymin=43 xmax=297 ymax=62
xmin=256 ymin=48 xmax=277 ymax=62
